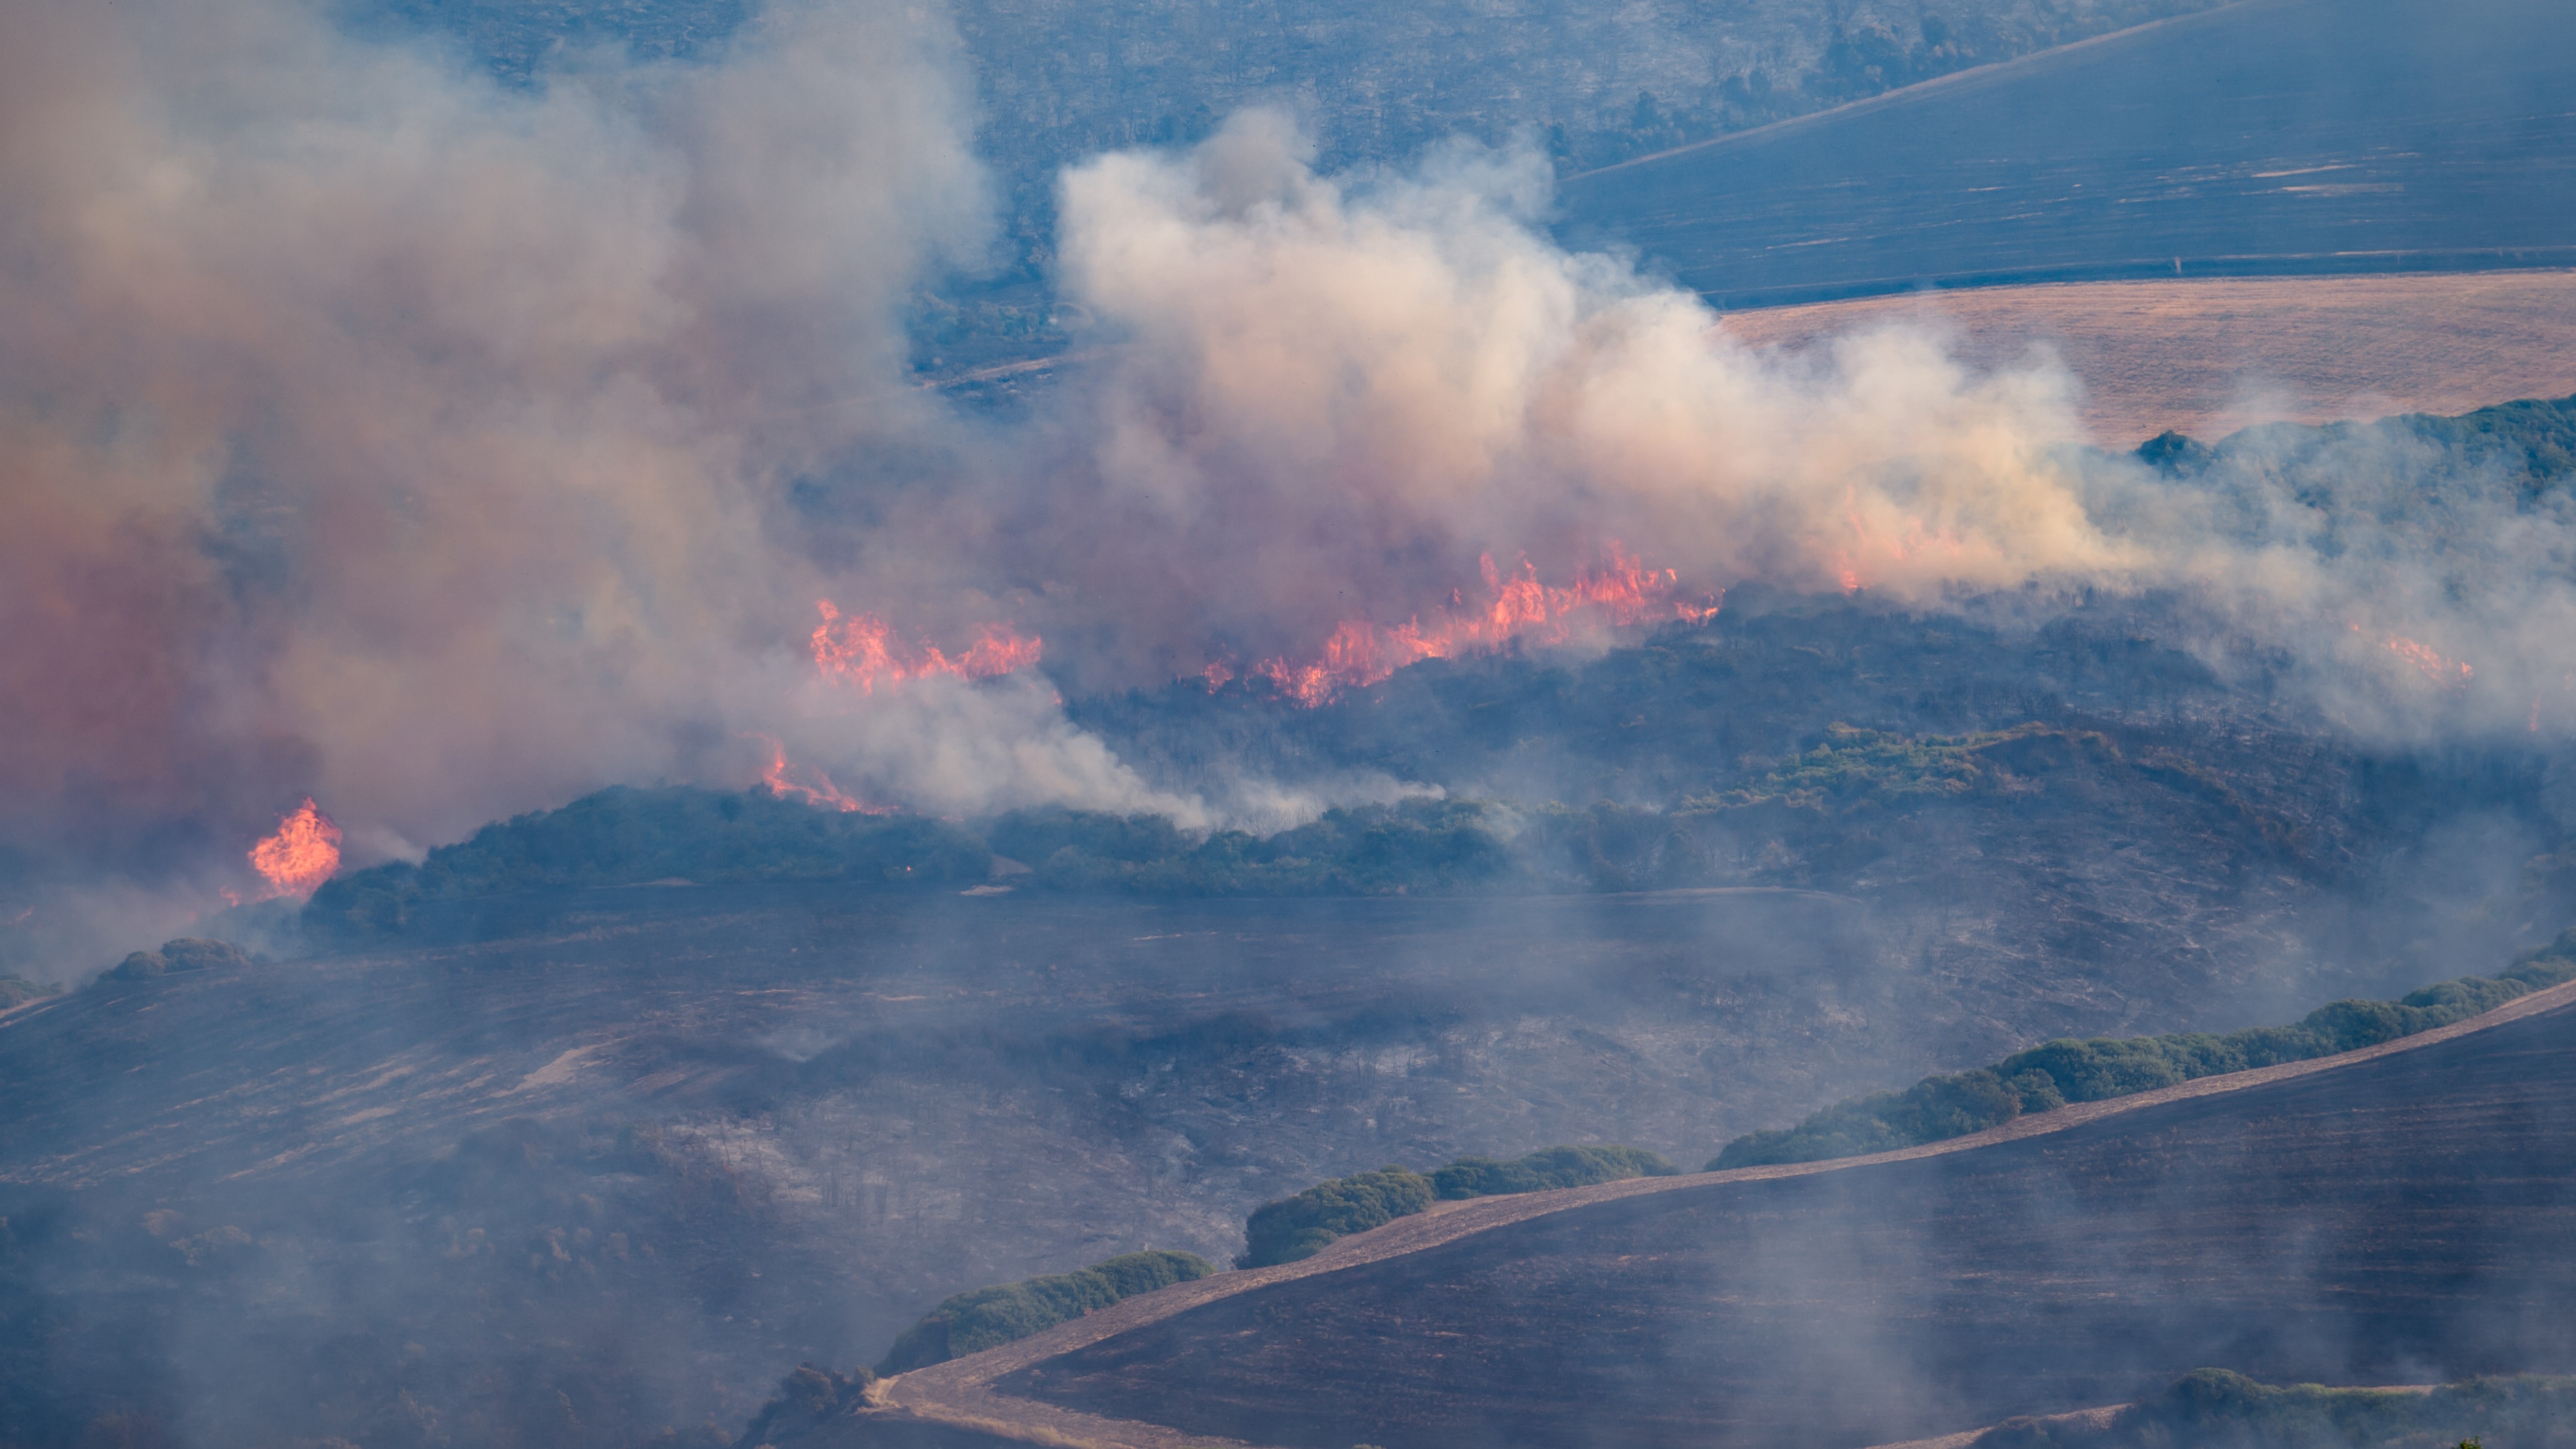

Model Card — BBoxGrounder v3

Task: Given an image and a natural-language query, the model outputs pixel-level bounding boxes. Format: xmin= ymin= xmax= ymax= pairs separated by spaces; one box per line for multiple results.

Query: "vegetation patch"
xmin=102 ymin=938 xmax=253 ymax=983
xmin=1712 ymin=935 xmax=2576 ymax=1170
xmin=0 ymin=974 xmax=61 ymax=1008
xmin=1978 ymin=1367 xmax=2576 ymax=1448
xmin=304 ymin=786 xmax=992 ymax=935
xmin=876 ymin=1250 xmax=1215 ymax=1374
xmin=1240 ymin=1146 xmax=1677 ymax=1268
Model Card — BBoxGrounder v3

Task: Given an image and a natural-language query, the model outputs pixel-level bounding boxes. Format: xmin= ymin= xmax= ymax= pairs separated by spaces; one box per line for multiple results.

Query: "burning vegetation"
xmin=247 ymin=799 xmax=341 ymax=901
xmin=1247 ymin=548 xmax=1718 ymax=706
xmin=810 ymin=601 xmax=1042 ymax=695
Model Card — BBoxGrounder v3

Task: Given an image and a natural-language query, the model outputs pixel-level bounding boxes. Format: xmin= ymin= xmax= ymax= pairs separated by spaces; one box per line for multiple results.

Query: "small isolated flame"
xmin=249 ymin=798 xmax=342 ymax=900
xmin=811 ymin=601 xmax=1041 ymax=694
xmin=752 ymin=734 xmax=890 ymax=814
xmin=1250 ymin=546 xmax=1718 ymax=707
xmin=2359 ymin=625 xmax=2473 ymax=687
xmin=2385 ymin=636 xmax=2471 ymax=685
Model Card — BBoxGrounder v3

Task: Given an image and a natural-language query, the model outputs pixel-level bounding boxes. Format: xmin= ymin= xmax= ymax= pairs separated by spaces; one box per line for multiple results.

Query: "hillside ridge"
xmin=864 ymin=974 xmax=2576 ymax=1448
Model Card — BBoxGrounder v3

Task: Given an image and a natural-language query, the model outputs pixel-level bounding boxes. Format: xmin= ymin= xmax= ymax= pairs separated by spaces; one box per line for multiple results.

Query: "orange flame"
xmin=2384 ymin=635 xmax=2471 ymax=685
xmin=752 ymin=735 xmax=890 ymax=814
xmin=811 ymin=601 xmax=1041 ymax=694
xmin=2354 ymin=624 xmax=2472 ymax=687
xmin=1250 ymin=546 xmax=1718 ymax=707
xmin=249 ymin=798 xmax=341 ymax=900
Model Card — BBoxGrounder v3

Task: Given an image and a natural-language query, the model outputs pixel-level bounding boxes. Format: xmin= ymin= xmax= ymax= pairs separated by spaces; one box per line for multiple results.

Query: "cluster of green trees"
xmin=1978 ymin=1367 xmax=2576 ymax=1448
xmin=303 ymin=787 xmax=993 ymax=935
xmin=1237 ymin=1146 xmax=1677 ymax=1269
xmin=874 ymin=1250 xmax=1215 ymax=1375
xmin=1713 ymin=937 xmax=2576 ymax=1170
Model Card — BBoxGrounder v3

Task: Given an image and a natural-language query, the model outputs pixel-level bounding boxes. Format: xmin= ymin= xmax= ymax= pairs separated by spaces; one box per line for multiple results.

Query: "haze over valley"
xmin=4 ymin=0 xmax=2576 ymax=1446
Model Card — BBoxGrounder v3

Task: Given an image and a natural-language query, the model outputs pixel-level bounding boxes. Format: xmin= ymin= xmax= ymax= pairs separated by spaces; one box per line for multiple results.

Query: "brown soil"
xmin=1716 ymin=272 xmax=2576 ymax=447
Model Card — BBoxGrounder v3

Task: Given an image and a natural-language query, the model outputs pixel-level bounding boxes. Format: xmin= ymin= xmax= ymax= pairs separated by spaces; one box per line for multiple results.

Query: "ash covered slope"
xmin=1557 ymin=0 xmax=2576 ymax=305
xmin=0 ymin=883 xmax=1984 ymax=1448
xmin=981 ymin=992 xmax=2576 ymax=1449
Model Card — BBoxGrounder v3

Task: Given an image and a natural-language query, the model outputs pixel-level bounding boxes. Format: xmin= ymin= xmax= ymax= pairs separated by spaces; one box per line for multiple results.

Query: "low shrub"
xmin=875 ymin=1249 xmax=1215 ymax=1374
xmin=1712 ymin=935 xmax=2576 ymax=1170
xmin=1430 ymin=1145 xmax=1678 ymax=1200
xmin=0 ymin=974 xmax=61 ymax=1008
xmin=1241 ymin=1145 xmax=1680 ymax=1268
xmin=1977 ymin=1367 xmax=2576 ymax=1448
xmin=304 ymin=787 xmax=992 ymax=935
xmin=103 ymin=938 xmax=254 ymax=983
xmin=1237 ymin=1167 xmax=1434 ymax=1269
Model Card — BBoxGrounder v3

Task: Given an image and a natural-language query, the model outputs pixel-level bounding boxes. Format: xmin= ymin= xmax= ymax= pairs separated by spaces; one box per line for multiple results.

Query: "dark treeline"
xmin=875 ymin=1250 xmax=1215 ymax=1375
xmin=1714 ymin=935 xmax=2576 ymax=1169
xmin=1237 ymin=1145 xmax=1677 ymax=1269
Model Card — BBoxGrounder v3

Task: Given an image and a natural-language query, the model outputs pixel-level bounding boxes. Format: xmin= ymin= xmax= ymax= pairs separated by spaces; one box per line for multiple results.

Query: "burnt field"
xmin=0 ymin=883 xmax=1963 ymax=1447
xmin=1557 ymin=0 xmax=2576 ymax=307
xmin=989 ymin=994 xmax=2576 ymax=1449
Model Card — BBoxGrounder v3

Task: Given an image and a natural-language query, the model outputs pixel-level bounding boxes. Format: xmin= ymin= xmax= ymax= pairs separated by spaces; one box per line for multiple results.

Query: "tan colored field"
xmin=1717 ymin=271 xmax=2576 ymax=447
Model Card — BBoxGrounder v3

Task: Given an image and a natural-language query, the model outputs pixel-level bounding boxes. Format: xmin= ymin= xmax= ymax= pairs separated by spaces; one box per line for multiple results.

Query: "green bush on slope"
xmin=1976 ymin=1367 xmax=2576 ymax=1448
xmin=1429 ymin=1144 xmax=1678 ymax=1200
xmin=1712 ymin=936 xmax=2576 ymax=1171
xmin=875 ymin=1249 xmax=1215 ymax=1375
xmin=1237 ymin=1166 xmax=1436 ymax=1269
xmin=1238 ymin=1146 xmax=1678 ymax=1269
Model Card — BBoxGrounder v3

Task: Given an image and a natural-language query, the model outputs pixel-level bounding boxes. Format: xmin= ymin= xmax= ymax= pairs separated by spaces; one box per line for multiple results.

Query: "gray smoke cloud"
xmin=4 ymin=0 xmax=2571 ymax=965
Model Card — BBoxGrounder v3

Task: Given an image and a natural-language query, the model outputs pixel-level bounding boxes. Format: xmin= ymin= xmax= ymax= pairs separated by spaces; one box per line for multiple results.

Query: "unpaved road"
xmin=862 ymin=976 xmax=2576 ymax=1449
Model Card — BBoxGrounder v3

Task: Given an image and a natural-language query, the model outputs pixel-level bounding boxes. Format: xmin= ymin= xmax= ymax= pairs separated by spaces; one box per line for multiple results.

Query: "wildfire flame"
xmin=752 ymin=735 xmax=889 ymax=814
xmin=249 ymin=798 xmax=342 ymax=900
xmin=2356 ymin=625 xmax=2473 ymax=687
xmin=1248 ymin=546 xmax=1718 ymax=707
xmin=811 ymin=600 xmax=1042 ymax=694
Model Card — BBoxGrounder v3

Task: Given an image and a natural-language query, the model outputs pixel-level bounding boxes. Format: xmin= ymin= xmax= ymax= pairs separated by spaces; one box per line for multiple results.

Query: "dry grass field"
xmin=1717 ymin=271 xmax=2576 ymax=446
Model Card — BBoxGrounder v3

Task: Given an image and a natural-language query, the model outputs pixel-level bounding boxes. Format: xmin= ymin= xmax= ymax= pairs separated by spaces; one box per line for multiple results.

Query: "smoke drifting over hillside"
xmin=4 ymin=0 xmax=2573 ymax=939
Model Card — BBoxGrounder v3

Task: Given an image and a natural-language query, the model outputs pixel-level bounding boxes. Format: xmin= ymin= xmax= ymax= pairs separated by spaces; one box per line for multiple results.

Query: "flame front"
xmin=249 ymin=798 xmax=342 ymax=900
xmin=1250 ymin=546 xmax=1717 ymax=706
xmin=753 ymin=735 xmax=889 ymax=814
xmin=811 ymin=601 xmax=1042 ymax=694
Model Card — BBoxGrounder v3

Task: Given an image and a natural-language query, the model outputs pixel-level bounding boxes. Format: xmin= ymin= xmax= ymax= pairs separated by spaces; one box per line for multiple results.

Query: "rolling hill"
xmin=1556 ymin=0 xmax=2576 ymax=307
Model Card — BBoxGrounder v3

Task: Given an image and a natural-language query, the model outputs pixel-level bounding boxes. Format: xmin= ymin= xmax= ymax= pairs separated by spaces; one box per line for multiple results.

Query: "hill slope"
xmin=865 ymin=982 xmax=2576 ymax=1449
xmin=1556 ymin=0 xmax=2576 ymax=306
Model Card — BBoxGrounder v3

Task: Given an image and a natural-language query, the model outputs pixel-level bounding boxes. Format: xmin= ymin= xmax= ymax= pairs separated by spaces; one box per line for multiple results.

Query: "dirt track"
xmin=1717 ymin=271 xmax=2576 ymax=447
xmin=867 ymin=975 xmax=2576 ymax=1449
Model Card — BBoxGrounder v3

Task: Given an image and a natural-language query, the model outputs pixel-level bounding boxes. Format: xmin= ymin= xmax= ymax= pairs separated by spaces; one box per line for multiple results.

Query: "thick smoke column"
xmin=0 ymin=0 xmax=1003 ymax=889
xmin=1033 ymin=110 xmax=2124 ymax=676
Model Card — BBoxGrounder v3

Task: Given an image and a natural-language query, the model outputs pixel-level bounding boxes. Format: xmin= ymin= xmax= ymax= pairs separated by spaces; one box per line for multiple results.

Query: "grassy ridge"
xmin=1979 ymin=1368 xmax=2576 ymax=1448
xmin=876 ymin=1250 xmax=1216 ymax=1375
xmin=1712 ymin=937 xmax=2576 ymax=1170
